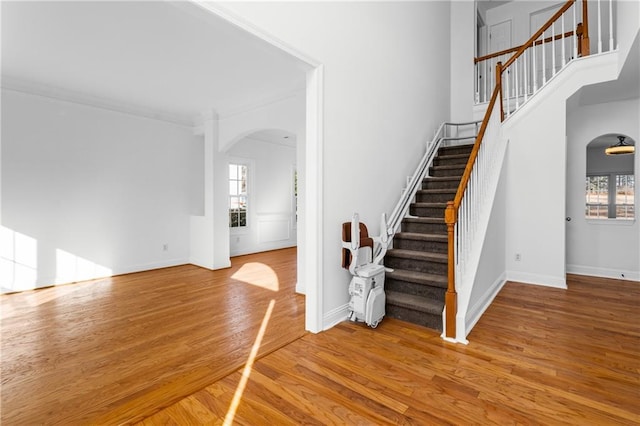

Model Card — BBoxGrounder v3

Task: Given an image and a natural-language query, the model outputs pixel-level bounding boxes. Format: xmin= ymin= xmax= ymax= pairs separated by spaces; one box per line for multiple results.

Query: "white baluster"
xmin=533 ymin=38 xmax=538 ymax=91
xmin=515 ymin=57 xmax=520 ymax=111
xmin=552 ymin=21 xmax=556 ymax=76
xmin=573 ymin=1 xmax=578 ymax=59
xmin=596 ymin=0 xmax=602 ymax=54
xmin=484 ymin=60 xmax=488 ymax=102
xmin=524 ymin=48 xmax=529 ymax=101
xmin=542 ymin=29 xmax=547 ymax=84
xmin=562 ymin=11 xmax=566 ymax=67
xmin=506 ymin=68 xmax=510 ymax=117
xmin=609 ymin=0 xmax=614 ymax=51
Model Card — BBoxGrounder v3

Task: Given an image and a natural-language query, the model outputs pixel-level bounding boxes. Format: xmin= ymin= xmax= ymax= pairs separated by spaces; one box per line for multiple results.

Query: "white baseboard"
xmin=566 ymin=264 xmax=639 ymax=282
xmin=506 ymin=271 xmax=567 ymax=289
xmin=465 ymin=272 xmax=507 ymax=336
xmin=323 ymin=303 xmax=349 ymax=330
xmin=30 ymin=258 xmax=190 ymax=290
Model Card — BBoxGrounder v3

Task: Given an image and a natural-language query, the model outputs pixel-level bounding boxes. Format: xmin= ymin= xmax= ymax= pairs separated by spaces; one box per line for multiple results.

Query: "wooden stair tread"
xmin=386 ymin=269 xmax=447 ymax=288
xmin=386 ymin=291 xmax=444 ymax=315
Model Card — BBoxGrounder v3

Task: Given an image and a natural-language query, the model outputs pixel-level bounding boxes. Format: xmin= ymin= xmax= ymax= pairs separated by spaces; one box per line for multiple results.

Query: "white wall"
xmin=1 ymin=89 xmax=197 ymax=290
xmin=566 ymin=97 xmax=639 ymax=280
xmin=503 ymin=50 xmax=620 ymax=289
xmin=227 ymin=136 xmax=297 ymax=256
xmin=219 ymin=1 xmax=452 ymax=329
xmin=451 ymin=0 xmax=475 ymax=122
xmin=467 ymin=154 xmax=508 ymax=333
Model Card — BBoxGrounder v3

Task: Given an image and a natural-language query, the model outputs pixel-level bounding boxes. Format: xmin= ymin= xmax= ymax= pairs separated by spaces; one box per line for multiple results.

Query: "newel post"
xmin=496 ymin=61 xmax=504 ymax=121
xmin=444 ymin=201 xmax=457 ymax=339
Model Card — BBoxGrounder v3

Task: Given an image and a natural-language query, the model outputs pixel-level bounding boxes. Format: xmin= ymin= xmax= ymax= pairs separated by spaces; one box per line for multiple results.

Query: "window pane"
xmin=615 ymin=174 xmax=635 ymax=220
xmin=229 ymin=181 xmax=238 ymax=196
xmin=586 ymin=175 xmax=608 ymax=219
xmin=229 ymin=163 xmax=248 ymax=228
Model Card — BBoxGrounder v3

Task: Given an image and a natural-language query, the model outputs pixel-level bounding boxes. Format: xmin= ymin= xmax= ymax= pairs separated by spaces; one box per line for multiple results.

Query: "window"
xmin=616 ymin=174 xmax=635 ymax=219
xmin=585 ymin=175 xmax=609 ymax=219
xmin=229 ymin=163 xmax=248 ymax=228
xmin=585 ymin=134 xmax=635 ymax=221
xmin=585 ymin=174 xmax=635 ymax=220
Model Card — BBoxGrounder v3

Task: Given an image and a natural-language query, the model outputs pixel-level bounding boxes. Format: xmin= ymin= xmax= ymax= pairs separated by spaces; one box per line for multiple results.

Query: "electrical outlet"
xmin=163 ymin=244 xmax=168 ymax=251
xmin=515 ymin=253 xmax=521 ymax=261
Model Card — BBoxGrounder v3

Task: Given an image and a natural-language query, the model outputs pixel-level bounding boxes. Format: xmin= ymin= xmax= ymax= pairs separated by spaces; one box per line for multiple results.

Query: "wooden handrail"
xmin=443 ymin=80 xmax=501 ymax=339
xmin=475 ymin=30 xmax=576 ymax=64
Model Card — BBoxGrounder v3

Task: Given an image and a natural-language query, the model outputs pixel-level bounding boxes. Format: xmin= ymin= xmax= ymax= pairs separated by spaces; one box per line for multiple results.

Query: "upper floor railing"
xmin=474 ymin=0 xmax=616 ymax=108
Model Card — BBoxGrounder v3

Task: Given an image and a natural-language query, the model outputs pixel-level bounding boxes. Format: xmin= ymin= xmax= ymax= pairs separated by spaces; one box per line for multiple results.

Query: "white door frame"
xmin=187 ymin=1 xmax=325 ymax=333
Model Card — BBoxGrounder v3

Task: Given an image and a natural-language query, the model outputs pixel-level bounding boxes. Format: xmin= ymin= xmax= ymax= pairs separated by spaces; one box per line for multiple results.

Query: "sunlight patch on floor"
xmin=231 ymin=262 xmax=279 ymax=291
xmin=224 ymin=298 xmax=275 ymax=425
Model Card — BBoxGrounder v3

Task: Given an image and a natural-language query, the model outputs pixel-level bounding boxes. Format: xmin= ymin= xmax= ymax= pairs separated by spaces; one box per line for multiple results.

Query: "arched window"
xmin=586 ymin=134 xmax=635 ymax=220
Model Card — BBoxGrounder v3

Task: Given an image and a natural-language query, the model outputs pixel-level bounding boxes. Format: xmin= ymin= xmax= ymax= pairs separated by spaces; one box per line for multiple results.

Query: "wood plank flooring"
xmin=0 ymin=247 xmax=305 ymax=425
xmin=142 ymin=274 xmax=640 ymax=425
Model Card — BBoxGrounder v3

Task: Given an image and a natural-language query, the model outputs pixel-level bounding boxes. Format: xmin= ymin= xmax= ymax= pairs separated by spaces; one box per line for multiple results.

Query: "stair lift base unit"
xmin=341 ymin=213 xmax=391 ymax=329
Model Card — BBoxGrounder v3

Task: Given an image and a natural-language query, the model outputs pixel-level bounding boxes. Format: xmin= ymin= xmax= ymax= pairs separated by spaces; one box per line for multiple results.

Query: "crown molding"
xmin=1 ymin=76 xmax=197 ymax=128
xmin=216 ymin=87 xmax=305 ymax=120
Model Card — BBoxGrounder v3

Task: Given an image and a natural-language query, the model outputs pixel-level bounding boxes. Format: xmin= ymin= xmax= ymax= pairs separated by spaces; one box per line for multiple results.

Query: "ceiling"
xmin=477 ymin=0 xmax=513 ymax=19
xmin=0 ymin=1 xmax=308 ymax=126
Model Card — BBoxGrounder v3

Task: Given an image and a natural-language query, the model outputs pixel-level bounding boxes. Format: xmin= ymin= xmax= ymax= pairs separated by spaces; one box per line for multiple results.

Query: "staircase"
xmin=384 ymin=143 xmax=474 ymax=331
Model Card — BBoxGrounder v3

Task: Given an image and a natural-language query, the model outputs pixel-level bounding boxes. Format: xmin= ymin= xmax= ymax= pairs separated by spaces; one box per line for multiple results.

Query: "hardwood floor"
xmin=141 ymin=274 xmax=640 ymax=425
xmin=0 ymin=247 xmax=305 ymax=425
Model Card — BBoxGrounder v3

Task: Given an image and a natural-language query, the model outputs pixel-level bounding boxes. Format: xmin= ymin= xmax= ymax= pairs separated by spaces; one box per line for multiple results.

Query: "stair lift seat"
xmin=341 ymin=213 xmax=390 ymax=328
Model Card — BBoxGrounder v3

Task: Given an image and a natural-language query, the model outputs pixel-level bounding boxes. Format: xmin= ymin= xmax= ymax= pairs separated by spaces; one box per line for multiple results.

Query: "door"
xmin=489 ymin=20 xmax=512 ymax=54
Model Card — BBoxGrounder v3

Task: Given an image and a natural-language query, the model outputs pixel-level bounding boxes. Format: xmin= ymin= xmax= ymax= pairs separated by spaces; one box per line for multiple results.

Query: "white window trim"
xmin=228 ymin=157 xmax=254 ymax=235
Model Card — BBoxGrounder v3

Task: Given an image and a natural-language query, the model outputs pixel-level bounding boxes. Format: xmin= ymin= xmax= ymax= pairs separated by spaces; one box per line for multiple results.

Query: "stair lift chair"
xmin=341 ymin=213 xmax=390 ymax=328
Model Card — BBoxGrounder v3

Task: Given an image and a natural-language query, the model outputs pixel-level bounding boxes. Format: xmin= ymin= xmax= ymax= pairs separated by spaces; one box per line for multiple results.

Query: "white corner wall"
xmin=503 ymin=52 xmax=620 ymax=289
xmin=566 ymin=97 xmax=640 ymax=281
xmin=1 ymin=89 xmax=196 ymax=290
xmin=219 ymin=1 xmax=452 ymax=330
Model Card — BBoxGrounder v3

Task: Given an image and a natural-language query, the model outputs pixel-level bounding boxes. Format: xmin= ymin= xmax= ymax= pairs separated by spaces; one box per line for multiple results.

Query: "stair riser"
xmin=415 ymin=192 xmax=457 ymax=203
xmin=429 ymin=167 xmax=465 ymax=177
xmin=438 ymin=146 xmax=474 ymax=156
xmin=392 ymin=238 xmax=447 ymax=253
xmin=421 ymin=179 xmax=460 ymax=190
xmin=410 ymin=205 xmax=446 ymax=218
xmin=433 ymin=156 xmax=470 ymax=166
xmin=385 ymin=304 xmax=443 ymax=332
xmin=386 ymin=279 xmax=447 ymax=300
xmin=384 ymin=256 xmax=447 ymax=275
xmin=401 ymin=221 xmax=446 ymax=234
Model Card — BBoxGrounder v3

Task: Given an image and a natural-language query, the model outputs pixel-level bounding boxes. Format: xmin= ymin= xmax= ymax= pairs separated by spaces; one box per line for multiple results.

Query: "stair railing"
xmin=386 ymin=122 xmax=480 ymax=240
xmin=475 ymin=0 xmax=615 ymax=108
xmin=444 ymin=84 xmax=502 ymax=340
xmin=445 ymin=0 xmax=608 ymax=340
